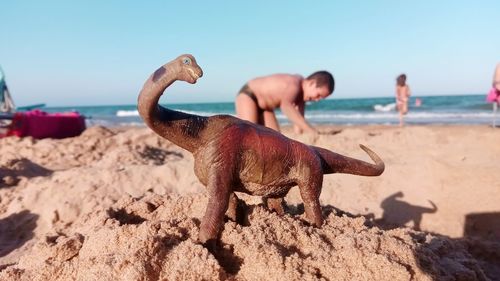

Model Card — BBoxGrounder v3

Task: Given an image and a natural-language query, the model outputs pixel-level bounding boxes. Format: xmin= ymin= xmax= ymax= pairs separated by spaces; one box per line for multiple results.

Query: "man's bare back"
xmin=247 ymin=74 xmax=303 ymax=110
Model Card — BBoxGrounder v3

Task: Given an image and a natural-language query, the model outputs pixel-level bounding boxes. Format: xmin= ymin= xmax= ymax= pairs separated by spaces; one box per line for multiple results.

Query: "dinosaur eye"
xmin=182 ymin=57 xmax=191 ymax=65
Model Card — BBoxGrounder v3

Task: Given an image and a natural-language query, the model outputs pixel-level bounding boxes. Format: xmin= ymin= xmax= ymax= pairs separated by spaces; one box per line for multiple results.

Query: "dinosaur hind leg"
xmin=226 ymin=192 xmax=247 ymax=224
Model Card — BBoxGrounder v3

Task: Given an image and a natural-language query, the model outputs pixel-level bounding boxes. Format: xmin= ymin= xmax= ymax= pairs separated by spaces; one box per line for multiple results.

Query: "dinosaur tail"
xmin=313 ymin=144 xmax=385 ymax=176
xmin=427 ymin=200 xmax=438 ymax=213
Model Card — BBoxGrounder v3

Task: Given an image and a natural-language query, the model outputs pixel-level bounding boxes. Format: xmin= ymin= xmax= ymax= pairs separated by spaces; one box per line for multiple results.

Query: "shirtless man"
xmin=235 ymin=71 xmax=334 ymax=134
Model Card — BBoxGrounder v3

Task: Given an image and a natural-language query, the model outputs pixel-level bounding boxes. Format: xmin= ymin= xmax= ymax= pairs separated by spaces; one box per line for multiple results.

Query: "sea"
xmin=40 ymin=94 xmax=496 ymax=127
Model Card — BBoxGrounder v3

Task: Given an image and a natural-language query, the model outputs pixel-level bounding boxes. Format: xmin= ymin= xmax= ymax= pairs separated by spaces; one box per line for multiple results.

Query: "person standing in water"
xmin=395 ymin=74 xmax=411 ymax=127
xmin=487 ymin=63 xmax=500 ymax=103
xmin=494 ymin=63 xmax=500 ymax=92
xmin=486 ymin=63 xmax=500 ymax=127
xmin=0 ymin=66 xmax=15 ymax=114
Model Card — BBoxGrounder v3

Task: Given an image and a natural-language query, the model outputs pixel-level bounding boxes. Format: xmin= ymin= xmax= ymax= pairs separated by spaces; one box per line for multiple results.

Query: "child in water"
xmin=395 ymin=74 xmax=411 ymax=127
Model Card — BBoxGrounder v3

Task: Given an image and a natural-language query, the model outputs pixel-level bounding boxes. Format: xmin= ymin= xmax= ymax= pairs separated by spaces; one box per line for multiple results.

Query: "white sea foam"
xmin=116 ymin=110 xmax=139 ymax=117
xmin=373 ymin=103 xmax=397 ymax=112
xmin=117 ymin=109 xmax=494 ymax=122
xmin=115 ymin=109 xmax=233 ymax=117
xmin=298 ymin=112 xmax=495 ymax=120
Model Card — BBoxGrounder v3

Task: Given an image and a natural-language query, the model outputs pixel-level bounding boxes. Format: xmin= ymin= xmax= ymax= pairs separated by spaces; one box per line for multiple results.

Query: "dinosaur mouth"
xmin=187 ymin=68 xmax=201 ymax=83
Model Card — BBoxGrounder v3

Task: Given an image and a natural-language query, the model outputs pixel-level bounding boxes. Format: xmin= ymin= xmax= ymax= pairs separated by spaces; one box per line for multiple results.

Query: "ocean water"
xmin=41 ymin=94 xmax=497 ymax=127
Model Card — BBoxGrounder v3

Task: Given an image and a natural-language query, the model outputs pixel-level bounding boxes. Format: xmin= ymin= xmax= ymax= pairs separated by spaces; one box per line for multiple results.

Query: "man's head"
xmin=303 ymin=71 xmax=335 ymax=102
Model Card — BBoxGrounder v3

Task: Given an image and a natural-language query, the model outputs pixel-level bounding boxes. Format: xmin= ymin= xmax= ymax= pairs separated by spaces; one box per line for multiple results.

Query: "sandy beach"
xmin=0 ymin=124 xmax=499 ymax=280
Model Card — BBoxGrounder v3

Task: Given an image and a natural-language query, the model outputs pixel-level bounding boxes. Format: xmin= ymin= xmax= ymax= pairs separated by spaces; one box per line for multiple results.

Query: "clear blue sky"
xmin=2 ymin=1 xmax=499 ymax=106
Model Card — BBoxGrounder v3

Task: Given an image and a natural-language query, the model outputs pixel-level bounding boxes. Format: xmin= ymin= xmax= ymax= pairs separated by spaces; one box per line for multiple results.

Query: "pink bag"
xmin=486 ymin=88 xmax=500 ymax=103
xmin=7 ymin=110 xmax=86 ymax=139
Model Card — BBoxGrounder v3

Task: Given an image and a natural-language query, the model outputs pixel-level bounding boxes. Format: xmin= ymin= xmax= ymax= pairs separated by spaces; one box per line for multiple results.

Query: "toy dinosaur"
xmin=137 ymin=54 xmax=384 ymax=248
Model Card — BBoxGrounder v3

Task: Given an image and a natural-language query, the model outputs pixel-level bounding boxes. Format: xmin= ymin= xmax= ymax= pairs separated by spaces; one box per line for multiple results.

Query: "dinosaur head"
xmin=174 ymin=54 xmax=203 ymax=84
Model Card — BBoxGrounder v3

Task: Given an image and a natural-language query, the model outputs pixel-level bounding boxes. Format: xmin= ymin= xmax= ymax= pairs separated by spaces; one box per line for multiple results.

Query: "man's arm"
xmin=280 ymin=100 xmax=316 ymax=134
xmin=293 ymin=103 xmax=305 ymax=134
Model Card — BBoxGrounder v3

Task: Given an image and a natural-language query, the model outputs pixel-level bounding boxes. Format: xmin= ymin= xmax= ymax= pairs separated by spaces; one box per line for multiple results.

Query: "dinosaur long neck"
xmin=137 ymin=64 xmax=208 ymax=153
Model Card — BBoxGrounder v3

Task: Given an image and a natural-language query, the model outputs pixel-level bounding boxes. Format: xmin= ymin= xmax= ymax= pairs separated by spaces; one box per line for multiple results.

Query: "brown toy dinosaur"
xmin=138 ymin=54 xmax=385 ymax=248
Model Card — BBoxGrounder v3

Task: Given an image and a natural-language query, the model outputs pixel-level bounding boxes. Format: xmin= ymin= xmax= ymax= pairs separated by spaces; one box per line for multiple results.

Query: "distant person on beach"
xmin=395 ymin=74 xmax=411 ymax=126
xmin=235 ymin=71 xmax=334 ymax=134
xmin=486 ymin=63 xmax=500 ymax=127
xmin=487 ymin=63 xmax=500 ymax=104
xmin=0 ymin=66 xmax=15 ymax=113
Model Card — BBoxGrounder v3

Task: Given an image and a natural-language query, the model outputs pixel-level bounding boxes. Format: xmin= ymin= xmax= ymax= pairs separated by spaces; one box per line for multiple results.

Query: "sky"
xmin=1 ymin=1 xmax=499 ymax=106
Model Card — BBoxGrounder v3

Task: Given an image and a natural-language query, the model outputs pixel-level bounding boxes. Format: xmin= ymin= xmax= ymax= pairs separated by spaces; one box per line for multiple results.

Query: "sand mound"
xmin=0 ymin=193 xmax=495 ymax=280
xmin=0 ymin=125 xmax=499 ymax=280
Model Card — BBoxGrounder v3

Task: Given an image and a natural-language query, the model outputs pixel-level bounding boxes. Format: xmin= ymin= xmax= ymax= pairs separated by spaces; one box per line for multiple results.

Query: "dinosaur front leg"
xmin=298 ymin=175 xmax=324 ymax=227
xmin=198 ymin=171 xmax=232 ymax=248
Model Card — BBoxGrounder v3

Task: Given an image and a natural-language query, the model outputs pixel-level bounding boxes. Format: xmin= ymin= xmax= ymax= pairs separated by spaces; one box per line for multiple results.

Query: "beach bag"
xmin=486 ymin=88 xmax=500 ymax=103
xmin=7 ymin=110 xmax=86 ymax=139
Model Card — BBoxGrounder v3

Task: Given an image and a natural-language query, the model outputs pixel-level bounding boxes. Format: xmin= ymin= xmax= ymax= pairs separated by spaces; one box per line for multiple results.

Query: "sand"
xmin=0 ymin=124 xmax=499 ymax=280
